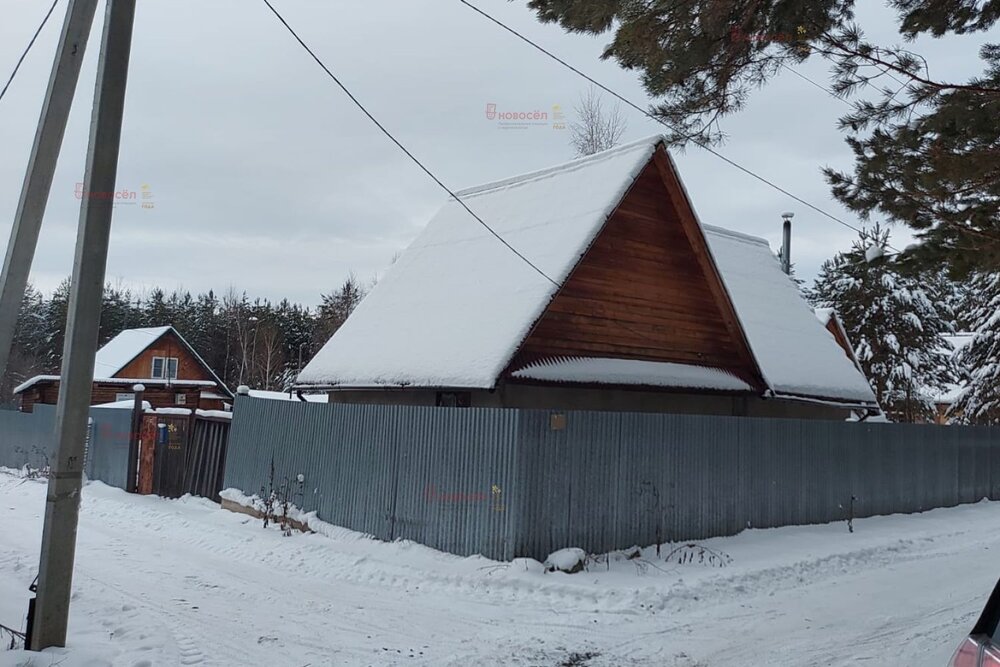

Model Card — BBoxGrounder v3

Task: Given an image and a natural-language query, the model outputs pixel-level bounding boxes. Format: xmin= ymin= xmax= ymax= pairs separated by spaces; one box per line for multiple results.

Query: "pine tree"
xmin=953 ymin=272 xmax=1000 ymax=424
xmin=144 ymin=288 xmax=170 ymax=326
xmin=40 ymin=278 xmax=71 ymax=370
xmin=526 ymin=1 xmax=1000 ymax=276
xmin=0 ymin=284 xmax=49 ymax=401
xmin=99 ymin=282 xmax=140 ymax=346
xmin=312 ymin=275 xmax=365 ymax=352
xmin=807 ymin=226 xmax=957 ymax=422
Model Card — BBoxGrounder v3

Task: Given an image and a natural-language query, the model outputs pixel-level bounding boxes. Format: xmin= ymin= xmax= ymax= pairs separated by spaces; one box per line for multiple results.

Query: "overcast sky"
xmin=0 ymin=1 xmax=989 ymax=307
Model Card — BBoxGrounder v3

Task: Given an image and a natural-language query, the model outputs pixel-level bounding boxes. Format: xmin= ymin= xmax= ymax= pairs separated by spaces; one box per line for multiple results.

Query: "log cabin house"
xmin=295 ymin=136 xmax=879 ymax=420
xmin=14 ymin=326 xmax=232 ymax=412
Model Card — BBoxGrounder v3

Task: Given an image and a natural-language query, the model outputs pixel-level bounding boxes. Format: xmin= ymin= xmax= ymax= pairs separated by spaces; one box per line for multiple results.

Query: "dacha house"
xmin=295 ymin=135 xmax=879 ymax=420
xmin=14 ymin=326 xmax=232 ymax=412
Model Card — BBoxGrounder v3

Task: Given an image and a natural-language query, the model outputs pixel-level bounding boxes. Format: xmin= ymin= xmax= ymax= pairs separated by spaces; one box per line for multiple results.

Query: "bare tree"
xmin=569 ymin=86 xmax=627 ymax=157
xmin=251 ymin=321 xmax=285 ymax=391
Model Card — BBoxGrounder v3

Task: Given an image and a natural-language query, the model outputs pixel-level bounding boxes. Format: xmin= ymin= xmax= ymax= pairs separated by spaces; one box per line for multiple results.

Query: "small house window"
xmin=436 ymin=391 xmax=471 ymax=408
xmin=175 ymin=393 xmax=187 ymax=405
xmin=151 ymin=356 xmax=179 ymax=379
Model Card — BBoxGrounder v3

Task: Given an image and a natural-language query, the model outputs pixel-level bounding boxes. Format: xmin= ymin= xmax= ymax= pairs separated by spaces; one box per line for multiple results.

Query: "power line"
xmin=260 ymin=0 xmax=559 ymax=288
xmin=779 ymin=63 xmax=853 ymax=108
xmin=0 ymin=0 xmax=61 ymax=105
xmin=457 ymin=0 xmax=867 ymax=238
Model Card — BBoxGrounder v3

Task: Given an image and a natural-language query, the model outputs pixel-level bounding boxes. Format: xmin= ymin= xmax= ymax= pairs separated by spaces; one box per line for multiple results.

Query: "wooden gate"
xmin=136 ymin=411 xmax=231 ymax=499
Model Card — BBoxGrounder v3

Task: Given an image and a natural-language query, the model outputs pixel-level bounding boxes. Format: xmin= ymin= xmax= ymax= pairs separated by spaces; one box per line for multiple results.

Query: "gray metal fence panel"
xmin=0 ymin=405 xmax=132 ymax=488
xmin=85 ymin=406 xmax=133 ymax=489
xmin=223 ymin=398 xmax=522 ymax=560
xmin=223 ymin=397 xmax=1000 ymax=561
xmin=0 ymin=405 xmax=55 ymax=470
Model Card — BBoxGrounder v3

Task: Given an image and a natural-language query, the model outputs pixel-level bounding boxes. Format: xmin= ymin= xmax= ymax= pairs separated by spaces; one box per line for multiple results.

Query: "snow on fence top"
xmin=297 ymin=135 xmax=877 ymax=407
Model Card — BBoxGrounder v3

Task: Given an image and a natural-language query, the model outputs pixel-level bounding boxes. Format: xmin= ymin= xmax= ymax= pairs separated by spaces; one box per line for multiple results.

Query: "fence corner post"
xmin=125 ymin=383 xmax=144 ymax=493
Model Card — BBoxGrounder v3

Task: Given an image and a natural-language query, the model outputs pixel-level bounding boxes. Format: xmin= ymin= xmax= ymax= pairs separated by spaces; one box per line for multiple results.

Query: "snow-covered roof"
xmin=297 ymin=135 xmax=877 ymax=407
xmin=702 ymin=228 xmax=875 ymax=404
xmin=512 ymin=357 xmax=753 ymax=392
xmin=93 ymin=326 xmax=171 ymax=378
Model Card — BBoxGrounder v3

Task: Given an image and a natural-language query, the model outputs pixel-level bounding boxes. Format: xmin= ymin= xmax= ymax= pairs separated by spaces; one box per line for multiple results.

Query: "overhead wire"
xmin=262 ymin=0 xmax=559 ymax=287
xmin=0 ymin=0 xmax=61 ymax=105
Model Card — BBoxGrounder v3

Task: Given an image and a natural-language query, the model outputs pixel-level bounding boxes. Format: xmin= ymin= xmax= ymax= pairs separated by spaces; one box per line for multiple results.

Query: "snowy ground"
xmin=1 ymin=471 xmax=998 ymax=667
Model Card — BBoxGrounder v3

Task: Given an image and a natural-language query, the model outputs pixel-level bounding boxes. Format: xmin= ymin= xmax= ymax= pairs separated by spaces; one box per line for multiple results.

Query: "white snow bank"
xmin=4 ymin=471 xmax=1000 ymax=666
xmin=544 ymin=547 xmax=587 ymax=573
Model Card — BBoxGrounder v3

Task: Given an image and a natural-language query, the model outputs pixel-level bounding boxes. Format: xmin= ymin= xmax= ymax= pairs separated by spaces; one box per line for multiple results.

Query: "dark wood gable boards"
xmin=507 ymin=147 xmax=764 ymax=391
xmin=117 ymin=329 xmax=214 ymax=384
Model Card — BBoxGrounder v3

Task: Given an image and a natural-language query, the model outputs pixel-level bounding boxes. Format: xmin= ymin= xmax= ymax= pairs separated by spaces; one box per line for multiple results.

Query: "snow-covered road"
xmin=1 ymin=471 xmax=998 ymax=666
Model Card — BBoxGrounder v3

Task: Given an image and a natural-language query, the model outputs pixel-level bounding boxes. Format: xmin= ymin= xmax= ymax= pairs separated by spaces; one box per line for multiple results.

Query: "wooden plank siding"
xmin=17 ymin=381 xmax=209 ymax=412
xmin=507 ymin=156 xmax=761 ymax=388
xmin=116 ymin=330 xmax=214 ymax=382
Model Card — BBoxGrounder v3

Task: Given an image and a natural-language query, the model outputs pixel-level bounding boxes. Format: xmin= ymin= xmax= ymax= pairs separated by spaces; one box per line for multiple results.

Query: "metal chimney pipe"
xmin=780 ymin=212 xmax=794 ymax=275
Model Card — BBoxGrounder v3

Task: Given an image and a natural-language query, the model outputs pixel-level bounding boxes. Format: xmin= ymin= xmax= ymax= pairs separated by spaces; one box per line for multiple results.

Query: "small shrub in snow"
xmin=662 ymin=543 xmax=733 ymax=568
xmin=544 ymin=547 xmax=587 ymax=574
xmin=257 ymin=457 xmax=307 ymax=536
xmin=1 ymin=621 xmax=26 ymax=650
xmin=13 ymin=446 xmax=50 ymax=480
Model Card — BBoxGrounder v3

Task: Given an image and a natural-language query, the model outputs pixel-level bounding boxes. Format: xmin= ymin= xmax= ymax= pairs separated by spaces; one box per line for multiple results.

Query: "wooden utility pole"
xmin=31 ymin=0 xmax=136 ymax=650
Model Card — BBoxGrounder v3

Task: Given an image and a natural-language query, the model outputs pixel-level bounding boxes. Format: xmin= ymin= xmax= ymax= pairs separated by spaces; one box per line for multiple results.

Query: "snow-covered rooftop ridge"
xmin=512 ymin=357 xmax=754 ymax=392
xmin=701 ymin=223 xmax=769 ymax=248
xmin=93 ymin=326 xmax=172 ymax=378
xmin=454 ymin=135 xmax=664 ymax=199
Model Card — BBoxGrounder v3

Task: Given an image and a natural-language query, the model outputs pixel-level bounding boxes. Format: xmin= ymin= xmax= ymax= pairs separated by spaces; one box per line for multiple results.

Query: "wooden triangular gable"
xmin=503 ymin=145 xmax=764 ymax=391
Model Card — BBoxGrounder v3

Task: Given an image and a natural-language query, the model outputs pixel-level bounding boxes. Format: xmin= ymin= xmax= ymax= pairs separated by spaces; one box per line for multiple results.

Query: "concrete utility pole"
xmin=0 ymin=0 xmax=100 ymax=384
xmin=31 ymin=0 xmax=136 ymax=650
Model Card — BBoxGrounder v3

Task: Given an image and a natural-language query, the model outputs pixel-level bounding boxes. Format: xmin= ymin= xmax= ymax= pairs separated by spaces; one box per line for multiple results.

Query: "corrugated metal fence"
xmin=0 ymin=404 xmax=133 ymax=489
xmin=224 ymin=398 xmax=1000 ymax=561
